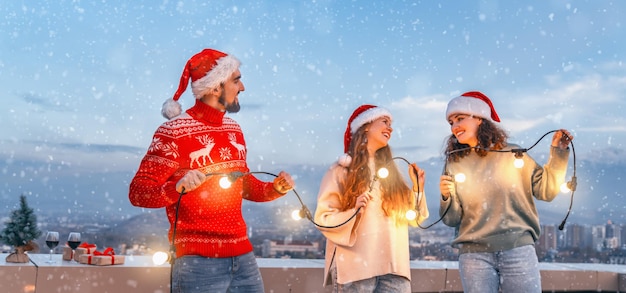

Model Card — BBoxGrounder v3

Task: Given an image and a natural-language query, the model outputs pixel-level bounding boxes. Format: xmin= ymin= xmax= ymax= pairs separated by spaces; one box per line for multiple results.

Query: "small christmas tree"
xmin=1 ymin=194 xmax=42 ymax=263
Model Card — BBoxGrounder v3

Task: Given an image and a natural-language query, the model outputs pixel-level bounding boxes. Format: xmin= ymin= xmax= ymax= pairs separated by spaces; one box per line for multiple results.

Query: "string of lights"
xmin=156 ymin=129 xmax=576 ymax=293
xmin=443 ymin=130 xmax=576 ymax=231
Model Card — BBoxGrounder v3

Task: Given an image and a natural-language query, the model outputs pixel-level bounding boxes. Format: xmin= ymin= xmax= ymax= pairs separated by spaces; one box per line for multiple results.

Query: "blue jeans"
xmin=171 ymin=252 xmax=264 ymax=293
xmin=331 ymin=267 xmax=411 ymax=293
xmin=458 ymin=245 xmax=541 ymax=293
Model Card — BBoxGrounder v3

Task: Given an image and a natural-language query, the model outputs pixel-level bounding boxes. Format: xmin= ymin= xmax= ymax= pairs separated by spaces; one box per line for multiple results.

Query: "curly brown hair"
xmin=338 ymin=125 xmax=414 ymax=223
xmin=444 ymin=118 xmax=509 ymax=162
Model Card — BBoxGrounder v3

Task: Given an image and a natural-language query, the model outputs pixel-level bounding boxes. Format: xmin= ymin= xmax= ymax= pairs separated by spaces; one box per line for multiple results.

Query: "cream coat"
xmin=314 ymin=163 xmax=428 ymax=286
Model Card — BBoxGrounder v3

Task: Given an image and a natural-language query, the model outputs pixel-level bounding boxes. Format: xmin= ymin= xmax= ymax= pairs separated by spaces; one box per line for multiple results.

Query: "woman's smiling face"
xmin=366 ymin=116 xmax=393 ymax=152
xmin=448 ymin=113 xmax=482 ymax=147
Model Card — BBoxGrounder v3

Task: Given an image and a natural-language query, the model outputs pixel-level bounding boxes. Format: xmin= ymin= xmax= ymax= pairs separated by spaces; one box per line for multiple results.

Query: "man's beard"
xmin=218 ymin=93 xmax=240 ymax=113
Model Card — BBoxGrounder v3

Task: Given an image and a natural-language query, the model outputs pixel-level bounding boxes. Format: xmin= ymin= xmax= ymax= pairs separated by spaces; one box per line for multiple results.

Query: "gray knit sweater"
xmin=439 ymin=144 xmax=570 ymax=254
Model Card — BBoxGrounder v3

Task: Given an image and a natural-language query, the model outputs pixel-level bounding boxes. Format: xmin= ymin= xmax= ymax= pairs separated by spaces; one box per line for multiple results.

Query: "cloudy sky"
xmin=1 ymin=1 xmax=625 ymax=195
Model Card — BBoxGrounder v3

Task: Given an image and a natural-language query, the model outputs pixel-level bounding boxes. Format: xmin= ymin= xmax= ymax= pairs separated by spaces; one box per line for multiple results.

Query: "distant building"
xmin=538 ymin=224 xmax=558 ymax=252
xmin=565 ymin=224 xmax=592 ymax=249
xmin=604 ymin=220 xmax=621 ymax=249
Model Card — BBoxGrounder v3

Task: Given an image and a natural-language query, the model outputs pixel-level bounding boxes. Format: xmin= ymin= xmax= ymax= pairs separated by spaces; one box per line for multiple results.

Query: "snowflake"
xmin=219 ymin=147 xmax=232 ymax=160
xmin=148 ymin=137 xmax=179 ymax=158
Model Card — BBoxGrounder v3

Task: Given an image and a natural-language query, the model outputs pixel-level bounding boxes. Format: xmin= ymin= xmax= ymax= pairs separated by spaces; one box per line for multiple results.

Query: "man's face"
xmin=218 ymin=69 xmax=245 ymax=113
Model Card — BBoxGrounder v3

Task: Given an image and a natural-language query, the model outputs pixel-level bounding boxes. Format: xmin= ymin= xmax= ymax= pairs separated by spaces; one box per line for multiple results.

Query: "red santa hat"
xmin=445 ymin=91 xmax=500 ymax=122
xmin=338 ymin=104 xmax=392 ymax=167
xmin=161 ymin=48 xmax=241 ymax=120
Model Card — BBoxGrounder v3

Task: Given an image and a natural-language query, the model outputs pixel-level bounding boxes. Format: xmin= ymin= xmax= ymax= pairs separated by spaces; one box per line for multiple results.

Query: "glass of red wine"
xmin=45 ymin=231 xmax=59 ymax=263
xmin=67 ymin=232 xmax=81 ymax=262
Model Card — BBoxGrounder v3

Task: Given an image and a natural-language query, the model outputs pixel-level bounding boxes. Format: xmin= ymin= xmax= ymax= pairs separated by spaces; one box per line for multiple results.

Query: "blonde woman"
xmin=314 ymin=104 xmax=429 ymax=293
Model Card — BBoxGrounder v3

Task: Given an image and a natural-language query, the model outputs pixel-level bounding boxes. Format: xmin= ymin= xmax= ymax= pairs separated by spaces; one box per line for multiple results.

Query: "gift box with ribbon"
xmin=78 ymin=247 xmax=125 ymax=266
xmin=62 ymin=243 xmax=97 ymax=261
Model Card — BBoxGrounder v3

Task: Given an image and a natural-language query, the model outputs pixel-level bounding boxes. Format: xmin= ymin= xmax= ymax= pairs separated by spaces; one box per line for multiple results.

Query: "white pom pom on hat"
xmin=338 ymin=104 xmax=392 ymax=166
xmin=161 ymin=48 xmax=241 ymax=120
xmin=337 ymin=153 xmax=352 ymax=167
xmin=161 ymin=98 xmax=182 ymax=120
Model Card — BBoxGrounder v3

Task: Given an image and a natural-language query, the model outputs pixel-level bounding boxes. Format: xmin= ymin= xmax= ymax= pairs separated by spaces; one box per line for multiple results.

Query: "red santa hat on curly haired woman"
xmin=445 ymin=91 xmax=501 ymax=122
xmin=337 ymin=104 xmax=392 ymax=167
xmin=161 ymin=48 xmax=241 ymax=120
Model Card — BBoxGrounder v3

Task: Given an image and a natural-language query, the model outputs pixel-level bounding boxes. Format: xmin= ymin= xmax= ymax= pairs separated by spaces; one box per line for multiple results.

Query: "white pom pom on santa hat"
xmin=337 ymin=153 xmax=352 ymax=167
xmin=161 ymin=98 xmax=182 ymax=120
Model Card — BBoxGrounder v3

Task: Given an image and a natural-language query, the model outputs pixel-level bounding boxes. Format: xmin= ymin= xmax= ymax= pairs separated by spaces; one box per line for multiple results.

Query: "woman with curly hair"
xmin=439 ymin=91 xmax=573 ymax=293
xmin=314 ymin=104 xmax=429 ymax=293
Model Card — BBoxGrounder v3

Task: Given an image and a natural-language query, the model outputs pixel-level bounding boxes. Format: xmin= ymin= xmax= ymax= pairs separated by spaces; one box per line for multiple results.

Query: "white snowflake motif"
xmin=219 ymin=147 xmax=232 ymax=160
xmin=149 ymin=137 xmax=179 ymax=158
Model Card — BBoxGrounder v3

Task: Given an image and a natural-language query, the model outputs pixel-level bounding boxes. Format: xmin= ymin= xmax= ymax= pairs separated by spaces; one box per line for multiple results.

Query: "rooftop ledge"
xmin=2 ymin=253 xmax=626 ymax=293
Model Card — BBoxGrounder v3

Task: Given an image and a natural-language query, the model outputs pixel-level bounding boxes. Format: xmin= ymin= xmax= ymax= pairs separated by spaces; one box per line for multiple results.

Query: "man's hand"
xmin=176 ymin=170 xmax=206 ymax=193
xmin=273 ymin=171 xmax=295 ymax=194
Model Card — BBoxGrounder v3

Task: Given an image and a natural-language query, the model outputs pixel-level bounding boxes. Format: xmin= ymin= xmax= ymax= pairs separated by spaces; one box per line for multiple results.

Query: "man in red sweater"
xmin=129 ymin=48 xmax=294 ymax=293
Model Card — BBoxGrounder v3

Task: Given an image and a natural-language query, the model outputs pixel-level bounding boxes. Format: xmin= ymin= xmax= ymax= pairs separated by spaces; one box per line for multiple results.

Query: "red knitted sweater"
xmin=129 ymin=100 xmax=283 ymax=258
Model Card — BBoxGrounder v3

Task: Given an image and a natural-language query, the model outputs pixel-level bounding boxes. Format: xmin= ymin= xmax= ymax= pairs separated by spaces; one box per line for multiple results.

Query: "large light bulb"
xmin=152 ymin=251 xmax=170 ymax=265
xmin=291 ymin=209 xmax=303 ymax=221
xmin=513 ymin=151 xmax=525 ymax=169
xmin=219 ymin=176 xmax=232 ymax=189
xmin=405 ymin=210 xmax=417 ymax=221
xmin=377 ymin=167 xmax=389 ymax=179
xmin=560 ymin=182 xmax=571 ymax=193
xmin=454 ymin=173 xmax=466 ymax=183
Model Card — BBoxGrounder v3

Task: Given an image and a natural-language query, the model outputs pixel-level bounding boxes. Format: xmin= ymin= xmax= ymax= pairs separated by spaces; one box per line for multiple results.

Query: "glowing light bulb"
xmin=454 ymin=173 xmax=466 ymax=183
xmin=405 ymin=210 xmax=417 ymax=221
xmin=560 ymin=182 xmax=571 ymax=193
xmin=377 ymin=167 xmax=389 ymax=179
xmin=152 ymin=251 xmax=169 ymax=265
xmin=291 ymin=209 xmax=303 ymax=221
xmin=219 ymin=176 xmax=232 ymax=189
xmin=513 ymin=150 xmax=525 ymax=169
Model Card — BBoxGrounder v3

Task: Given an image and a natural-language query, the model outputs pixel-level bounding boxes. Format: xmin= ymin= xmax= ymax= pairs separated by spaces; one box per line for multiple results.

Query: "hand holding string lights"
xmin=442 ymin=129 xmax=576 ymax=231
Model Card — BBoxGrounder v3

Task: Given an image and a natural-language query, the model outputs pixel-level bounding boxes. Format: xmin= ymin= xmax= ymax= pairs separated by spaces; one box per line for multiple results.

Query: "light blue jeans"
xmin=331 ymin=267 xmax=411 ymax=293
xmin=458 ymin=245 xmax=541 ymax=293
xmin=171 ymin=252 xmax=264 ymax=293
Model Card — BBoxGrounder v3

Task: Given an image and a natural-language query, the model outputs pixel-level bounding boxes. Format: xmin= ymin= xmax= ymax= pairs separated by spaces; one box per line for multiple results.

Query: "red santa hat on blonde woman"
xmin=337 ymin=104 xmax=392 ymax=167
xmin=445 ymin=91 xmax=501 ymax=122
xmin=161 ymin=48 xmax=241 ymax=119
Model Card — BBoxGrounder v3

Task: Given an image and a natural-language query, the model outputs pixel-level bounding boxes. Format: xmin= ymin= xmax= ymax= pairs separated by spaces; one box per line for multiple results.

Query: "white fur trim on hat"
xmin=349 ymin=107 xmax=392 ymax=134
xmin=162 ymin=98 xmax=182 ymax=120
xmin=191 ymin=55 xmax=241 ymax=98
xmin=446 ymin=95 xmax=492 ymax=121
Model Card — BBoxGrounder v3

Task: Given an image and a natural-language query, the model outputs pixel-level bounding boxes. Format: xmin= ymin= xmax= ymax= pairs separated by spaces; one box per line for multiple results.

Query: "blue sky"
xmin=1 ymin=0 xmax=625 ymax=183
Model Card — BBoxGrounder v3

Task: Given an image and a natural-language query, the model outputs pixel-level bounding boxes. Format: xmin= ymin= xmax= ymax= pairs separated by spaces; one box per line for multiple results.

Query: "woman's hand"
xmin=439 ymin=174 xmax=455 ymax=200
xmin=552 ymin=129 xmax=574 ymax=150
xmin=355 ymin=193 xmax=371 ymax=211
xmin=408 ymin=163 xmax=425 ymax=193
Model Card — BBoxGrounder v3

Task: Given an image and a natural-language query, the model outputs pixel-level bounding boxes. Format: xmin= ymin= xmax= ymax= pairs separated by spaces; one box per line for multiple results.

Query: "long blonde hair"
xmin=338 ymin=125 xmax=414 ymax=223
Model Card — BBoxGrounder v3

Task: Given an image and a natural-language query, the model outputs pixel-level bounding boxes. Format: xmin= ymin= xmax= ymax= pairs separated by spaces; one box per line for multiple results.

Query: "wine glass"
xmin=45 ymin=231 xmax=59 ymax=263
xmin=67 ymin=232 xmax=82 ymax=262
